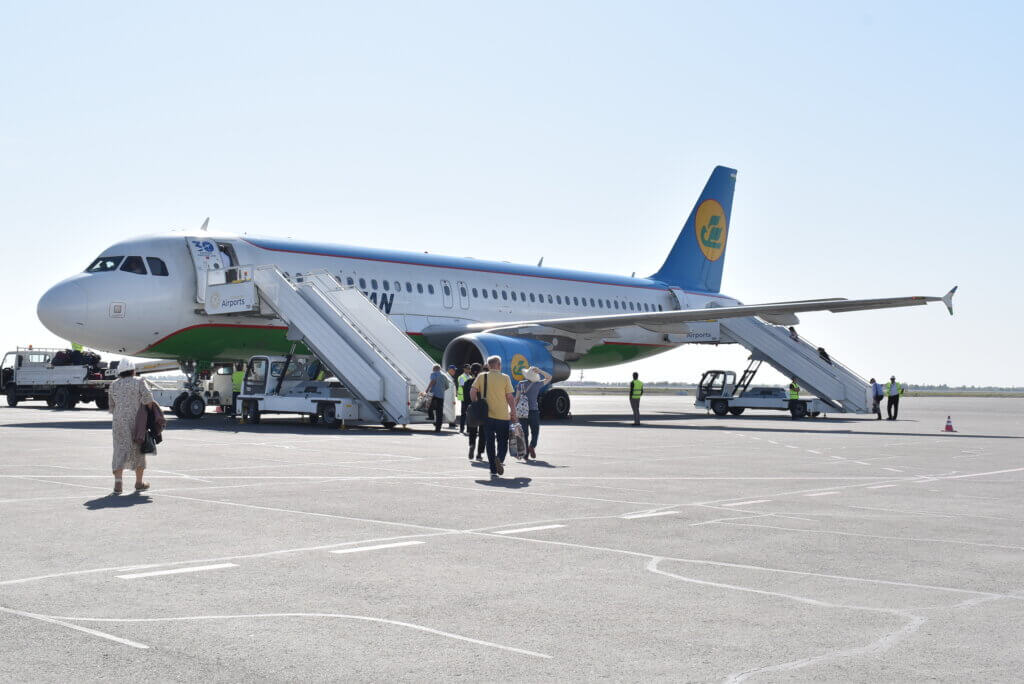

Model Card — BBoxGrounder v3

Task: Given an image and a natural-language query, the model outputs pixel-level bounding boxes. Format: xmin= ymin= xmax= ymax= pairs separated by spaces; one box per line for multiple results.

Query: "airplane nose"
xmin=37 ymin=282 xmax=88 ymax=340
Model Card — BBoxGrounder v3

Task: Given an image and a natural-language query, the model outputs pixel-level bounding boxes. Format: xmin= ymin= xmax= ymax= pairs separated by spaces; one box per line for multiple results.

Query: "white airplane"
xmin=37 ymin=166 xmax=955 ymax=417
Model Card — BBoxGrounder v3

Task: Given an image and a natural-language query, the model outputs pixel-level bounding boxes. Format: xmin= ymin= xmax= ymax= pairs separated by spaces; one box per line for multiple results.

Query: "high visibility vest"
xmin=457 ymin=373 xmax=470 ymax=401
xmin=788 ymin=382 xmax=800 ymax=400
xmin=885 ymin=382 xmax=903 ymax=396
xmin=630 ymin=379 xmax=644 ymax=398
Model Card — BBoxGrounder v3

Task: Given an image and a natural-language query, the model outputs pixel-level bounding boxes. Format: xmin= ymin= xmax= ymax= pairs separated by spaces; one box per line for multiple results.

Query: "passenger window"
xmin=658 ymin=304 xmax=663 ymax=311
xmin=556 ymin=295 xmax=562 ymax=304
xmin=406 ymin=282 xmax=412 ymax=292
xmin=606 ymin=299 xmax=612 ymax=308
xmin=394 ymin=281 xmax=401 ymax=291
xmin=472 ymin=288 xmax=479 ymax=297
xmin=120 ymin=256 xmax=147 ymax=275
xmin=371 ymin=279 xmax=378 ymax=290
xmin=428 ymin=284 xmax=435 ymax=295
xmin=359 ymin=278 xmax=366 ymax=289
xmin=443 ymin=283 xmax=451 ymax=296
xmin=347 ymin=277 xmax=355 ymax=286
xmin=614 ymin=301 xmax=620 ymax=309
xmin=547 ymin=295 xmax=553 ymax=303
xmin=573 ymin=297 xmax=579 ymax=305
xmin=145 ymin=257 xmax=169 ymax=276
xmin=383 ymin=280 xmax=390 ymax=291
xmin=417 ymin=283 xmax=423 ymax=293
xmin=590 ymin=298 xmax=596 ymax=307
xmin=501 ymin=290 xmax=508 ymax=300
xmin=85 ymin=256 xmax=124 ymax=272
xmin=491 ymin=289 xmax=497 ymax=299
xmin=529 ymin=293 xmax=535 ymax=302
xmin=482 ymin=289 xmax=488 ymax=299
xmin=460 ymin=285 xmax=467 ymax=297
xmin=581 ymin=298 xmax=587 ymax=307
xmin=510 ymin=291 xmax=516 ymax=301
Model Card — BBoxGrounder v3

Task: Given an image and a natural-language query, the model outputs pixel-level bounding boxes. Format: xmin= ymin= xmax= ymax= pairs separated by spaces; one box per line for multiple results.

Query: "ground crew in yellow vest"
xmin=629 ymin=372 xmax=644 ymax=425
xmin=788 ymin=378 xmax=801 ymax=419
xmin=884 ymin=375 xmax=905 ymax=420
xmin=457 ymin=364 xmax=472 ymax=433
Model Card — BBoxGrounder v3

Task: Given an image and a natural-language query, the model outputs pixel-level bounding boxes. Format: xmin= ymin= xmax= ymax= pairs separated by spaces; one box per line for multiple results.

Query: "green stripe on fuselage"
xmin=139 ymin=324 xmax=672 ymax=369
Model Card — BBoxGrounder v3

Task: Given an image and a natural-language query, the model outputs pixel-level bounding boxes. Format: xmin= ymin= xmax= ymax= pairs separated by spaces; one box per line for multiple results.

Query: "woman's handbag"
xmin=141 ymin=432 xmax=157 ymax=454
xmin=467 ymin=374 xmax=489 ymax=427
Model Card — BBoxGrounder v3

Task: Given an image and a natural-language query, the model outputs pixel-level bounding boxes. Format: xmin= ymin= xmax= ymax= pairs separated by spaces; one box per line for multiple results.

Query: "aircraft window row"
xmin=338 ymin=271 xmax=666 ymax=312
xmin=85 ymin=255 xmax=168 ymax=276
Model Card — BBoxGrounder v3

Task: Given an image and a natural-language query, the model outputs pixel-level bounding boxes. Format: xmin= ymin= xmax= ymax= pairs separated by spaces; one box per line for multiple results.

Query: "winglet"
xmin=200 ymin=217 xmax=210 ymax=232
xmin=942 ymin=286 xmax=958 ymax=316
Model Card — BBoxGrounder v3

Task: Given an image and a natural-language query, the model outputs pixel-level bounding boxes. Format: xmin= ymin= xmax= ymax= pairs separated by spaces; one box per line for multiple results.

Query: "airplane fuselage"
xmin=38 ymin=233 xmax=736 ymax=367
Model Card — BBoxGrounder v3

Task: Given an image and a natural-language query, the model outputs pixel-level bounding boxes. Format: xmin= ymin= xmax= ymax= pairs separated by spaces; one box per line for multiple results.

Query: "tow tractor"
xmin=695 ymin=360 xmax=830 ymax=419
xmin=233 ymin=353 xmax=444 ymax=428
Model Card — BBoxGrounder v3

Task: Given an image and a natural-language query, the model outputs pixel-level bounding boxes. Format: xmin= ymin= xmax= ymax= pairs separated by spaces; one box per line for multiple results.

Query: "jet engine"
xmin=442 ymin=333 xmax=572 ymax=418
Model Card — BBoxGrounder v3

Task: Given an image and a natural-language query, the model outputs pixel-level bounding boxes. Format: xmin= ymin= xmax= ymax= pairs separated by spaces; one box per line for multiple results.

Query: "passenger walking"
xmin=515 ymin=366 xmax=552 ymax=459
xmin=425 ymin=364 xmax=447 ymax=432
xmin=464 ymin=363 xmax=485 ymax=460
xmin=108 ymin=361 xmax=161 ymax=493
xmin=870 ymin=377 xmax=884 ymax=420
xmin=446 ymin=365 xmax=459 ymax=428
xmin=885 ymin=375 xmax=904 ymax=420
xmin=457 ymin=363 xmax=472 ymax=433
xmin=470 ymin=356 xmax=517 ymax=477
xmin=629 ymin=372 xmax=644 ymax=425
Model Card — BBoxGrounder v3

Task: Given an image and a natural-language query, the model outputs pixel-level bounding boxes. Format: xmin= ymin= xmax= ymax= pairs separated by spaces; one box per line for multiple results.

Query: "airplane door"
xmin=185 ymin=237 xmax=222 ymax=304
xmin=456 ymin=280 xmax=469 ymax=309
xmin=440 ymin=280 xmax=454 ymax=309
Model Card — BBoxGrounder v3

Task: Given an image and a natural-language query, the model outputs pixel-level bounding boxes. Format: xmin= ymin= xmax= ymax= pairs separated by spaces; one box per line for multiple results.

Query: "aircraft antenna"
xmin=537 ymin=257 xmax=544 ymax=267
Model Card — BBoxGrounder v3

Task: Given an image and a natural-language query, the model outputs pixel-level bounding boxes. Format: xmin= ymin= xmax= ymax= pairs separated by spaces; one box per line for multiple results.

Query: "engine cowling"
xmin=442 ymin=333 xmax=570 ymax=384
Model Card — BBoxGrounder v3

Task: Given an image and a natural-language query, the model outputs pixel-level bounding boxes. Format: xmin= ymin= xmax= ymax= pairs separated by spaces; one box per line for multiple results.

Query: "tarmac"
xmin=1 ymin=395 xmax=1022 ymax=682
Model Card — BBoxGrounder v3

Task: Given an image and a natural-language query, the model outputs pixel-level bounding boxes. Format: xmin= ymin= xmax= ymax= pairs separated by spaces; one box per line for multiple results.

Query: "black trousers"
xmin=467 ymin=422 xmax=485 ymax=455
xmin=629 ymin=397 xmax=640 ymax=424
xmin=887 ymin=395 xmax=900 ymax=420
xmin=459 ymin=400 xmax=469 ymax=432
xmin=873 ymin=395 xmax=883 ymax=419
xmin=431 ymin=396 xmax=444 ymax=430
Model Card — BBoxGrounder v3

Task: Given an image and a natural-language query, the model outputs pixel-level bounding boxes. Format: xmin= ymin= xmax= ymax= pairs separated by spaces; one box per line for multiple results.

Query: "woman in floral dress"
xmin=108 ymin=360 xmax=158 ymax=493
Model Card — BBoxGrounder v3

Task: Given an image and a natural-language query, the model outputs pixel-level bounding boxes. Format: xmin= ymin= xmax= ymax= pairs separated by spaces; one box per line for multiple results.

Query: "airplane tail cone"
xmin=943 ymin=416 xmax=956 ymax=433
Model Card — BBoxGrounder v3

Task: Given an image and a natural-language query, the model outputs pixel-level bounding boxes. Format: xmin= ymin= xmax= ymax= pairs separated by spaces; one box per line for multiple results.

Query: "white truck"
xmin=234 ymin=354 xmax=447 ymax=428
xmin=147 ymin=364 xmax=240 ymax=420
xmin=695 ymin=362 xmax=830 ymax=419
xmin=1 ymin=348 xmax=112 ymax=410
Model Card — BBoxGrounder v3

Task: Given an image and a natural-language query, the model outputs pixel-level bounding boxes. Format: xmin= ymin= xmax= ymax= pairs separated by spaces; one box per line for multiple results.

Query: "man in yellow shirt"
xmin=470 ymin=355 xmax=517 ymax=477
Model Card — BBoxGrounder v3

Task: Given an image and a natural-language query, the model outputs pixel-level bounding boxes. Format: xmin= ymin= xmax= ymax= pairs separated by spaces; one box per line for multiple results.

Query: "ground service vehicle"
xmin=2 ymin=347 xmax=113 ymax=410
xmin=695 ymin=361 xmax=829 ymax=419
xmin=234 ymin=354 xmax=448 ymax=428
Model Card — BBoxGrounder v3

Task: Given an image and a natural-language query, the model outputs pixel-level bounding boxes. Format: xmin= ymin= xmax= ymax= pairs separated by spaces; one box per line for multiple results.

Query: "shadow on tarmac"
xmin=83 ymin=493 xmax=153 ymax=510
xmin=475 ymin=476 xmax=531 ymax=489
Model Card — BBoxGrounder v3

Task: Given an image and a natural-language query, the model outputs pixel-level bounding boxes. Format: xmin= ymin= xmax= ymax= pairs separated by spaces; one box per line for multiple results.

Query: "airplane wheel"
xmin=711 ymin=399 xmax=729 ymax=416
xmin=184 ymin=394 xmax=206 ymax=419
xmin=729 ymin=407 xmax=745 ymax=416
xmin=6 ymin=385 xmax=18 ymax=407
xmin=171 ymin=393 xmax=188 ymax=418
xmin=541 ymin=389 xmax=571 ymax=419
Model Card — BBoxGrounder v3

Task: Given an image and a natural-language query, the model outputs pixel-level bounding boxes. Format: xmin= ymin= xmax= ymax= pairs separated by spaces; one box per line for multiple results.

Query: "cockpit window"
xmin=146 ymin=257 xmax=169 ymax=276
xmin=120 ymin=256 xmax=147 ymax=275
xmin=85 ymin=256 xmax=124 ymax=272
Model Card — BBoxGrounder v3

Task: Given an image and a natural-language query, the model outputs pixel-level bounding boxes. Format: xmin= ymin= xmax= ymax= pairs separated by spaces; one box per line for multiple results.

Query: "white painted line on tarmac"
xmin=805 ymin=491 xmax=838 ymax=497
xmin=493 ymin=524 xmax=566 ymax=534
xmin=117 ymin=563 xmax=238 ymax=580
xmin=883 ymin=468 xmax=903 ymax=473
xmin=721 ymin=500 xmax=772 ymax=507
xmin=330 ymin=541 xmax=426 ymax=555
xmin=621 ymin=511 xmax=679 ymax=520
xmin=854 ymin=461 xmax=870 ymax=465
xmin=868 ymin=484 xmax=898 ymax=489
xmin=0 ymin=606 xmax=149 ymax=649
xmin=806 ymin=450 xmax=822 ymax=455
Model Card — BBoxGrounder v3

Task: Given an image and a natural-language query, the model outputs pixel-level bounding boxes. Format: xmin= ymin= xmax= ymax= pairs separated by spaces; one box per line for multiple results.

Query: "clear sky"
xmin=2 ymin=2 xmax=1021 ymax=386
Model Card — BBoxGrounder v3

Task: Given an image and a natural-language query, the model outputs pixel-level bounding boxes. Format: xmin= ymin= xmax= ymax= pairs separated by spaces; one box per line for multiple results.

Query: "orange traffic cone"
xmin=943 ymin=416 xmax=956 ymax=433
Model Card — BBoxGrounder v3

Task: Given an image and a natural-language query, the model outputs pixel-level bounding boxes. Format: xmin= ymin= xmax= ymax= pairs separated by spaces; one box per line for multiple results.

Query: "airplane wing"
xmin=469 ymin=287 xmax=958 ymax=335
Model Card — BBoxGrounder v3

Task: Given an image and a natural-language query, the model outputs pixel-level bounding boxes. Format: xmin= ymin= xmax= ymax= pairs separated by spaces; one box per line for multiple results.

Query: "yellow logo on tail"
xmin=695 ymin=199 xmax=727 ymax=262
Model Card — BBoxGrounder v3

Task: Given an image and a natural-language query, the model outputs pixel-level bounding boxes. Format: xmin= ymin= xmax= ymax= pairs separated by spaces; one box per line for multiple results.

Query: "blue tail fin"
xmin=650 ymin=166 xmax=736 ymax=293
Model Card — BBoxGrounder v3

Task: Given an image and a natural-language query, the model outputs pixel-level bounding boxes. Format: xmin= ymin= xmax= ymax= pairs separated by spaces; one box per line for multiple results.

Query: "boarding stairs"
xmin=206 ymin=265 xmax=451 ymax=425
xmin=719 ymin=317 xmax=871 ymax=413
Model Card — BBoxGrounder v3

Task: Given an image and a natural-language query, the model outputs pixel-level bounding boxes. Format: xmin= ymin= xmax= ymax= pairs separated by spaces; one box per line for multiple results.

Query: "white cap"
xmin=118 ymin=359 xmax=135 ymax=374
xmin=523 ymin=367 xmax=540 ymax=382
